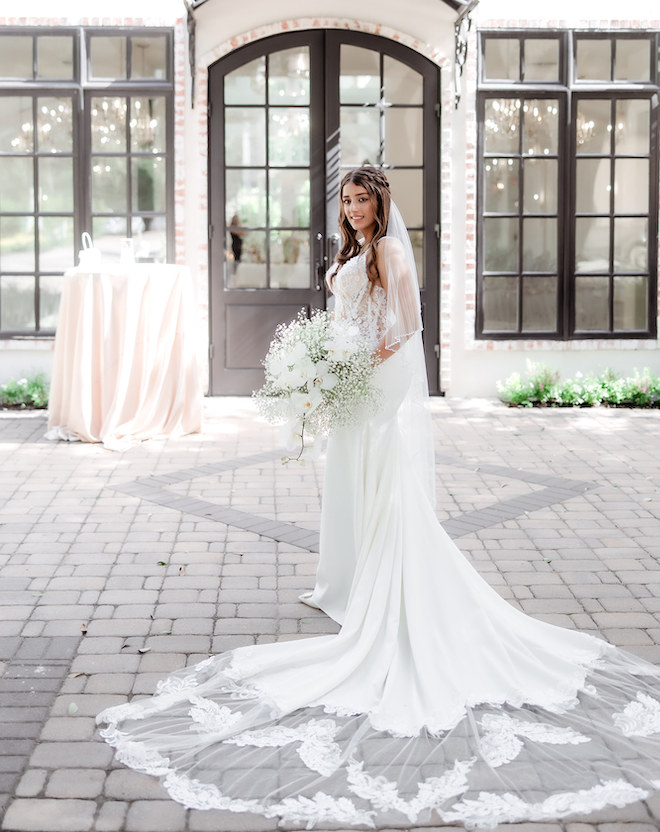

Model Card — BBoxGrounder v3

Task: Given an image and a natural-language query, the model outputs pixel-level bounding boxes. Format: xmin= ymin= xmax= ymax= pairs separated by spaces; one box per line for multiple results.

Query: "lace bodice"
xmin=330 ymin=253 xmax=388 ymax=350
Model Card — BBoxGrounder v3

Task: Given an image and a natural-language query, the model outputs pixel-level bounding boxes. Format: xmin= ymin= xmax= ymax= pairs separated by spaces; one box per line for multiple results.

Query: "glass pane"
xmin=613 ymin=275 xmax=647 ymax=330
xmin=410 ymin=230 xmax=424 ymax=288
xmin=340 ymin=45 xmax=380 ymax=104
xmin=575 ymin=99 xmax=611 ymax=154
xmin=38 ymin=157 xmax=73 ymax=213
xmin=522 ymin=276 xmax=557 ymax=331
xmin=92 ymin=216 xmax=128 ymax=263
xmin=0 ymin=158 xmax=33 ymax=212
xmin=383 ymin=57 xmax=422 ymax=105
xmin=90 ymin=36 xmax=127 ymax=79
xmin=483 ymin=39 xmax=519 ymax=81
xmin=39 ymin=275 xmax=63 ymax=329
xmin=0 ymin=97 xmax=33 ymax=153
xmin=575 ymin=276 xmax=609 ymax=330
xmin=225 ymin=57 xmax=265 ymax=105
xmin=615 ymin=99 xmax=650 ymax=155
xmin=37 ymin=36 xmax=74 ymax=79
xmin=482 ymin=276 xmax=518 ymax=331
xmin=340 ymin=107 xmax=380 ymax=167
xmin=0 ymin=36 xmax=32 ymax=78
xmin=39 ymin=216 xmax=74 ymax=271
xmin=0 ymin=276 xmax=35 ymax=331
xmin=130 ymin=35 xmax=167 ymax=80
xmin=132 ymin=156 xmax=166 ymax=213
xmin=523 ymin=218 xmax=556 ymax=272
xmin=615 ymin=158 xmax=648 ymax=214
xmin=92 ymin=157 xmax=127 ymax=213
xmin=269 ymin=170 xmax=310 ymax=227
xmin=91 ymin=97 xmax=127 ymax=152
xmin=576 ymin=158 xmax=611 ymax=214
xmin=0 ymin=216 xmax=35 ymax=272
xmin=485 ymin=158 xmax=519 ymax=214
xmin=524 ymin=39 xmax=559 ymax=82
xmin=575 ymin=217 xmax=610 ymax=273
xmin=523 ymin=99 xmax=558 ymax=156
xmin=385 ymin=169 xmax=423 ymax=227
xmin=484 ymin=217 xmax=519 ymax=272
xmin=268 ymin=48 xmax=310 ymax=106
xmin=37 ymin=97 xmax=73 ymax=153
xmin=226 ymin=169 xmax=267 ymax=228
xmin=135 ymin=218 xmax=166 ymax=263
xmin=270 ymin=231 xmax=309 ymax=288
xmin=384 ymin=108 xmax=423 ymax=166
xmin=225 ymin=230 xmax=267 ymax=289
xmin=130 ymin=97 xmax=166 ymax=153
xmin=523 ymin=159 xmax=557 ymax=213
xmin=225 ymin=109 xmax=266 ymax=166
xmin=615 ymin=39 xmax=651 ymax=82
xmin=484 ymin=99 xmax=520 ymax=154
xmin=268 ymin=109 xmax=309 ymax=166
xmin=614 ymin=217 xmax=648 ymax=273
xmin=576 ymin=39 xmax=611 ymax=81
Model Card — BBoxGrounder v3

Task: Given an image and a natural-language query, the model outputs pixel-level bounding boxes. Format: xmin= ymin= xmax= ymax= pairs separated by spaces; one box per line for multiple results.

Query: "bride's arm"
xmin=373 ymin=238 xmax=421 ymax=363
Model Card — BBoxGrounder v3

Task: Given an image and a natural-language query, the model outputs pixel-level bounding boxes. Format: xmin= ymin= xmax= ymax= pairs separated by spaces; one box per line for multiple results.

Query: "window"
xmin=0 ymin=27 xmax=173 ymax=338
xmin=477 ymin=31 xmax=658 ymax=339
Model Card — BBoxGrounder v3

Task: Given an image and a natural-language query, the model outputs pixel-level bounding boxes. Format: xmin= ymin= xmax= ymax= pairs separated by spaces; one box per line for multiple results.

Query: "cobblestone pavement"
xmin=1 ymin=397 xmax=660 ymax=832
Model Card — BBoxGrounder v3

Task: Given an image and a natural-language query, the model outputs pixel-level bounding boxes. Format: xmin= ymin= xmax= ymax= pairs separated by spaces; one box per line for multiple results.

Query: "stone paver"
xmin=1 ymin=397 xmax=660 ymax=831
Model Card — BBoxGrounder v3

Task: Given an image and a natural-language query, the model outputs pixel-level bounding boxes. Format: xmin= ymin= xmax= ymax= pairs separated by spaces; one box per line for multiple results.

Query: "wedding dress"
xmin=98 ymin=233 xmax=660 ymax=829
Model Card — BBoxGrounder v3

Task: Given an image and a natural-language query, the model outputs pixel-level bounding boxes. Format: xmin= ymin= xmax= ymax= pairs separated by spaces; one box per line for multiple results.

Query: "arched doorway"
xmin=208 ymin=29 xmax=441 ymax=394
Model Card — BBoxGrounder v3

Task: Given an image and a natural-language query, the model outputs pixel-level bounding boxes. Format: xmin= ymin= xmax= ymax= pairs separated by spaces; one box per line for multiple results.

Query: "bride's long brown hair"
xmin=334 ymin=166 xmax=391 ymax=292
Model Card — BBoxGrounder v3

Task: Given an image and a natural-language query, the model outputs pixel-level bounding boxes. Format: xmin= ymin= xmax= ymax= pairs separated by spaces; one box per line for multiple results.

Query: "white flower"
xmin=308 ymin=361 xmax=338 ymax=392
xmin=290 ymin=389 xmax=322 ymax=417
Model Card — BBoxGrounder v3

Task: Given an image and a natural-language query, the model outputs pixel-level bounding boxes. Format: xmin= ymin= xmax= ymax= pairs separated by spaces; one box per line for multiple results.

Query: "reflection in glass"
xmin=615 ymin=158 xmax=649 ymax=214
xmin=0 ymin=217 xmax=35 ymax=272
xmin=226 ymin=169 xmax=267 ymax=228
xmin=484 ymin=99 xmax=520 ymax=154
xmin=523 ymin=218 xmax=556 ymax=272
xmin=132 ymin=157 xmax=166 ymax=213
xmin=615 ymin=39 xmax=651 ymax=82
xmin=340 ymin=45 xmax=380 ymax=104
xmin=384 ymin=108 xmax=423 ymax=166
xmin=268 ymin=48 xmax=310 ymax=106
xmin=575 ymin=99 xmax=611 ymax=154
xmin=409 ymin=230 xmax=424 ymax=288
xmin=225 ymin=57 xmax=266 ymax=105
xmin=269 ymin=170 xmax=310 ymax=227
xmin=0 ymin=36 xmax=32 ymax=78
xmin=135 ymin=224 xmax=166 ymax=263
xmin=485 ymin=158 xmax=519 ymax=213
xmin=270 ymin=231 xmax=310 ymax=288
xmin=483 ymin=276 xmax=518 ymax=331
xmin=523 ymin=159 xmax=557 ymax=213
xmin=39 ymin=158 xmax=74 ymax=212
xmin=39 ymin=216 xmax=74 ymax=271
xmin=524 ymin=39 xmax=559 ymax=82
xmin=130 ymin=36 xmax=167 ymax=80
xmin=386 ymin=169 xmax=423 ymax=227
xmin=484 ymin=217 xmax=518 ymax=272
xmin=614 ymin=275 xmax=647 ymax=330
xmin=614 ymin=217 xmax=648 ymax=273
xmin=0 ymin=276 xmax=35 ymax=331
xmin=575 ymin=217 xmax=610 ymax=273
xmin=225 ymin=230 xmax=267 ymax=289
xmin=522 ymin=276 xmax=557 ymax=331
xmin=575 ymin=276 xmax=609 ymax=330
xmin=523 ymin=99 xmax=558 ymax=156
xmin=130 ymin=97 xmax=166 ymax=153
xmin=483 ymin=39 xmax=519 ymax=81
xmin=268 ymin=108 xmax=309 ymax=166
xmin=92 ymin=216 xmax=128 ymax=262
xmin=340 ymin=107 xmax=380 ymax=167
xmin=39 ymin=276 xmax=63 ymax=329
xmin=92 ymin=157 xmax=127 ymax=213
xmin=576 ymin=158 xmax=611 ymax=214
xmin=383 ymin=57 xmax=422 ymax=105
xmin=615 ymin=99 xmax=650 ymax=155
xmin=90 ymin=36 xmax=127 ymax=79
xmin=0 ymin=158 xmax=33 ymax=212
xmin=37 ymin=97 xmax=73 ymax=153
xmin=0 ymin=97 xmax=33 ymax=153
xmin=576 ymin=39 xmax=611 ymax=81
xmin=225 ymin=109 xmax=266 ymax=166
xmin=91 ymin=97 xmax=127 ymax=152
xmin=37 ymin=36 xmax=74 ymax=79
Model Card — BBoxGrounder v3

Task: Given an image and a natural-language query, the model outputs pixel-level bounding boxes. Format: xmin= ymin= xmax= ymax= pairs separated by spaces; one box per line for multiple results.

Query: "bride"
xmin=99 ymin=166 xmax=660 ymax=830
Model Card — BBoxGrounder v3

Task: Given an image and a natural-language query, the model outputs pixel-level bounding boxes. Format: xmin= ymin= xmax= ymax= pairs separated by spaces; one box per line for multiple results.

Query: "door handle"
xmin=314 ymin=232 xmax=325 ymax=291
xmin=325 ymin=233 xmax=339 ymax=271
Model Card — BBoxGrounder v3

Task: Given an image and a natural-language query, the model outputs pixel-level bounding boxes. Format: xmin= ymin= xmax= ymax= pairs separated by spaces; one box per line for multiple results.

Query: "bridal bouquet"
xmin=254 ymin=310 xmax=380 ymax=464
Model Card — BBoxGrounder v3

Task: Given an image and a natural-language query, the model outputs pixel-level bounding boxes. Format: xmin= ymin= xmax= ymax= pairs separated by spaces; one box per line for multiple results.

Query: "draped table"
xmin=46 ymin=264 xmax=203 ymax=450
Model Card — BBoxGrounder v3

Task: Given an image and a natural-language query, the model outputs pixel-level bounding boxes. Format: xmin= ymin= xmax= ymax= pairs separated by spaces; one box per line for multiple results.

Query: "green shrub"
xmin=0 ymin=373 xmax=49 ymax=409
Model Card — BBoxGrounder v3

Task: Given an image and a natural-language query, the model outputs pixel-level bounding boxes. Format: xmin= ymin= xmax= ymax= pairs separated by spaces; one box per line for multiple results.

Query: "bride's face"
xmin=341 ymin=182 xmax=377 ymax=241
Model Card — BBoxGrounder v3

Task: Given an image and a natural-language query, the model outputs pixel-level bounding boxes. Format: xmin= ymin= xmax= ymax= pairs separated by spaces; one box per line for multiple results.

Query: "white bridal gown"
xmin=99 ymin=252 xmax=660 ymax=829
